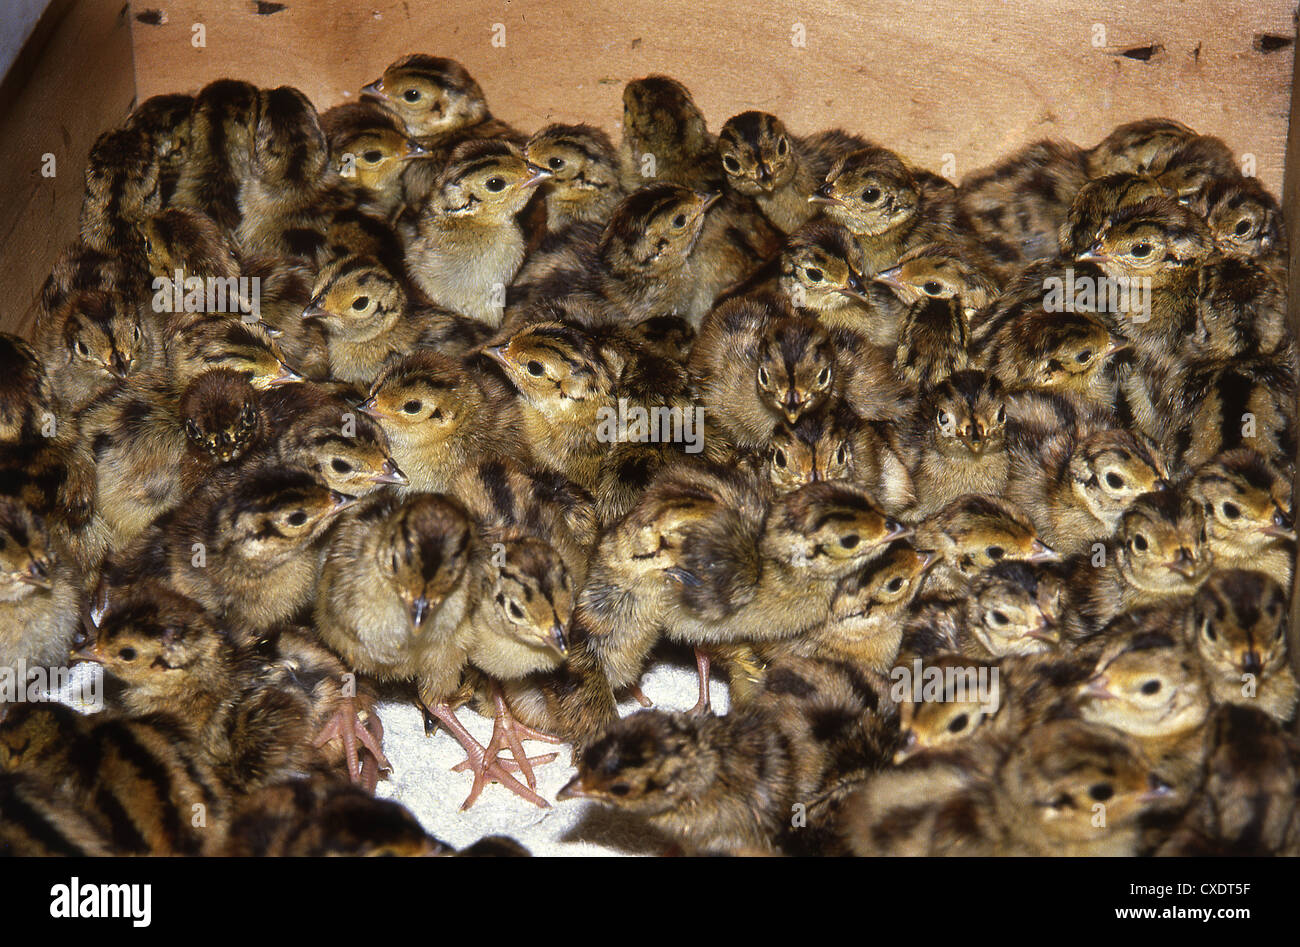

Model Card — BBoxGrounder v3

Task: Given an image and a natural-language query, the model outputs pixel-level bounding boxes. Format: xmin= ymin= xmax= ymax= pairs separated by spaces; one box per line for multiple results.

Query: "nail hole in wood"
xmin=1254 ymin=33 xmax=1293 ymax=53
xmin=1120 ymin=44 xmax=1164 ymax=62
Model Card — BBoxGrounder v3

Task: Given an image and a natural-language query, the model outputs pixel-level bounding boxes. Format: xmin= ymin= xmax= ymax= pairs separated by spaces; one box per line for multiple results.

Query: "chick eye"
xmin=986 ymin=546 xmax=1004 ymax=560
xmin=887 ymin=577 xmax=904 ymax=592
xmin=508 ymin=602 xmax=525 ymax=620
xmin=1221 ymin=502 xmax=1241 ymax=520
xmin=672 ymin=213 xmax=687 ymax=228
xmin=74 ymin=340 xmax=91 ymax=358
xmin=330 ymin=459 xmax=353 ymax=474
xmin=485 ymin=177 xmax=506 ymax=192
xmin=773 ymin=448 xmax=787 ymax=469
xmin=922 ymin=280 xmax=942 ymax=296
xmin=1140 ymin=680 xmax=1161 ymax=695
xmin=402 ymin=89 xmax=421 ymax=103
xmin=947 ymin=713 xmax=969 ymax=733
xmin=1088 ymin=783 xmax=1114 ymax=802
xmin=834 ymin=444 xmax=847 ymax=465
xmin=804 ymin=267 xmax=824 ymax=282
xmin=608 ymin=783 xmax=632 ymax=797
xmin=1233 ymin=219 xmax=1252 ymax=238
xmin=862 ymin=186 xmax=881 ymax=203
xmin=362 ymin=150 xmax=384 ymax=163
xmin=526 ymin=360 xmax=545 ymax=377
xmin=990 ymin=610 xmax=1009 ymax=625
xmin=936 ymin=409 xmax=951 ymax=428
xmin=840 ymin=534 xmax=860 ymax=549
xmin=758 ymin=367 xmax=771 ymax=387
xmin=1076 ymin=349 xmax=1094 ymax=363
xmin=722 ymin=155 xmax=741 ymax=173
xmin=817 ymin=367 xmax=831 ymax=386
xmin=351 ymin=296 xmax=370 ymax=311
xmin=1129 ymin=242 xmax=1153 ymax=259
xmin=776 ymin=138 xmax=789 ymax=156
xmin=1105 ymin=472 xmax=1125 ymax=489
xmin=1203 ymin=620 xmax=1217 ymax=642
xmin=287 ymin=511 xmax=308 ymax=526
xmin=1132 ymin=533 xmax=1149 ymax=552
xmin=994 ymin=406 xmax=1006 ymax=424
xmin=548 ymin=156 xmax=565 ymax=170
xmin=402 ymin=400 xmax=422 ymax=414
xmin=131 ymin=325 xmax=142 ymax=343
xmin=118 ymin=647 xmax=137 ymax=661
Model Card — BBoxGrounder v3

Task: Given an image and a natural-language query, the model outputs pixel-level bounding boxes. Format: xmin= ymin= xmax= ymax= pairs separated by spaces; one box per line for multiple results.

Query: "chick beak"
xmin=1151 ymin=479 xmax=1169 ymax=492
xmin=696 ymin=191 xmax=722 ymax=212
xmin=520 ymin=166 xmax=553 ymax=189
xmin=1024 ymin=620 xmax=1060 ymax=645
xmin=892 ymin=729 xmax=920 ymax=764
xmin=482 ymin=344 xmax=510 ymax=369
xmin=883 ymin=519 xmax=913 ymax=542
xmin=70 ymin=643 xmax=106 ymax=665
xmin=108 ymin=353 xmax=130 ymax=381
xmin=257 ymin=321 xmax=285 ymax=339
xmin=1241 ymin=650 xmax=1263 ymax=677
xmin=1081 ymin=675 xmax=1114 ymax=701
xmin=371 ymin=459 xmax=409 ymax=486
xmin=918 ymin=551 xmax=940 ymax=572
xmin=556 ymin=774 xmax=595 ymax=801
xmin=1166 ymin=547 xmax=1197 ymax=579
xmin=359 ymin=78 xmax=385 ymax=99
xmin=402 ymin=140 xmax=429 ymax=160
xmin=410 ymin=596 xmax=430 ymax=629
xmin=872 ymin=266 xmax=905 ymax=290
xmin=357 ymin=397 xmax=384 ymax=420
xmin=268 ymin=362 xmax=304 ymax=387
xmin=1076 ymin=243 xmax=1112 ymax=265
xmin=1104 ymin=338 xmax=1130 ymax=358
xmin=780 ymin=391 xmax=803 ymax=423
xmin=302 ymin=302 xmax=330 ymax=321
xmin=1139 ymin=777 xmax=1175 ymax=805
xmin=1026 ymin=539 xmax=1060 ymax=563
xmin=808 ymin=184 xmax=840 ymax=207
xmin=1262 ymin=510 xmax=1296 ymax=540
xmin=548 ymin=623 xmax=569 ymax=657
xmin=22 ymin=558 xmax=53 ymax=590
xmin=838 ymin=271 xmax=870 ymax=301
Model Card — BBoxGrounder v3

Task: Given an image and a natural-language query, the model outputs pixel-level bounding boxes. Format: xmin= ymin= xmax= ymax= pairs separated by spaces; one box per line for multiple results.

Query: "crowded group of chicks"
xmin=0 ymin=51 xmax=1296 ymax=857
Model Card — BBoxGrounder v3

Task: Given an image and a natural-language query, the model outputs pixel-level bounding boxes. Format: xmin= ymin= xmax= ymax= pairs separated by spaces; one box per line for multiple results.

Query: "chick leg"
xmin=627 ymin=684 xmax=655 ymax=708
xmin=688 ymin=648 xmax=712 ymax=716
xmin=315 ymin=695 xmax=391 ymax=785
xmin=419 ymin=699 xmax=552 ymax=810
xmin=480 ymin=685 xmax=562 ymax=791
xmin=357 ymin=713 xmax=386 ymax=793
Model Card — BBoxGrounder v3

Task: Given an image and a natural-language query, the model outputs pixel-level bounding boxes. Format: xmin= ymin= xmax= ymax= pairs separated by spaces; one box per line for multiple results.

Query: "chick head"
xmin=756 ymin=314 xmax=835 ymax=424
xmin=718 ymin=111 xmax=797 ymax=195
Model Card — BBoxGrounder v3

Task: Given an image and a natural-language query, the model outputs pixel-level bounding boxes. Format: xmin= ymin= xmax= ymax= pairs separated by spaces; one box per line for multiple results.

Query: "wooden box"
xmin=0 ymin=0 xmax=1296 ymax=632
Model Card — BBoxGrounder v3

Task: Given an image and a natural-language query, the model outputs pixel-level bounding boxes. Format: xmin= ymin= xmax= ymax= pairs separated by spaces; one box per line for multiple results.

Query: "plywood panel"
xmin=131 ymin=0 xmax=1294 ymax=195
xmin=0 ymin=0 xmax=135 ymax=337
